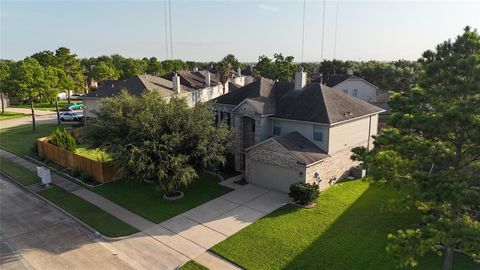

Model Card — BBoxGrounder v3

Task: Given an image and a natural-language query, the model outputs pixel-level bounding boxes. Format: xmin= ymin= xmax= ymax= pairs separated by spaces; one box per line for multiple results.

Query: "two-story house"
xmin=82 ymin=70 xmax=223 ymax=118
xmin=213 ymin=70 xmax=384 ymax=192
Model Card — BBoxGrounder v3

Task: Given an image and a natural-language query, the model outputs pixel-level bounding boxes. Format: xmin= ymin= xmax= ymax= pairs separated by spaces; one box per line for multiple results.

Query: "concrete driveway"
xmin=97 ymin=182 xmax=290 ymax=269
xmin=0 ymin=174 xmax=134 ymax=270
xmin=142 ymin=183 xmax=291 ymax=261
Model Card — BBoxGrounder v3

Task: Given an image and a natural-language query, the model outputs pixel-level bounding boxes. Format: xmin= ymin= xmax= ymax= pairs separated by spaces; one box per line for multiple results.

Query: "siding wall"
xmin=83 ymin=99 xmax=101 ymax=118
xmin=273 ymin=119 xmax=329 ymax=152
xmin=333 ymin=79 xmax=377 ymax=102
xmin=328 ymin=114 xmax=378 ymax=154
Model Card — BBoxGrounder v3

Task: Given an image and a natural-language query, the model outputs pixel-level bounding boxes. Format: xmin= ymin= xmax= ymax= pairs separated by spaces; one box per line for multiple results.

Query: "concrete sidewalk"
xmin=0 ymin=149 xmax=155 ymax=231
xmin=1 ymin=148 xmax=291 ymax=269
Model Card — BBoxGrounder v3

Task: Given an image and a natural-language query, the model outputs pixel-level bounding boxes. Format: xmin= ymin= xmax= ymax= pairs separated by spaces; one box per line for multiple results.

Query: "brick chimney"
xmin=237 ymin=67 xmax=242 ymax=77
xmin=172 ymin=73 xmax=181 ymax=94
xmin=294 ymin=67 xmax=307 ymax=90
xmin=347 ymin=69 xmax=353 ymax=76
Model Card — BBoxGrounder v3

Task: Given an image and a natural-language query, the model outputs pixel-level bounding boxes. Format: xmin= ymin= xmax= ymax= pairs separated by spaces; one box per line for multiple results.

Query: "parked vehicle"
xmin=70 ymin=94 xmax=84 ymax=100
xmin=67 ymin=103 xmax=83 ymax=110
xmin=60 ymin=112 xmax=84 ymax=122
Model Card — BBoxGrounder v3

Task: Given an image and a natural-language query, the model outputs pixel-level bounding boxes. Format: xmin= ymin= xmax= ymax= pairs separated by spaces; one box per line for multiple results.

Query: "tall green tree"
xmin=6 ymin=57 xmax=47 ymax=131
xmin=90 ymin=61 xmax=120 ymax=82
xmin=84 ymin=91 xmax=231 ymax=195
xmin=31 ymin=50 xmax=57 ymax=67
xmin=144 ymin=57 xmax=165 ymax=76
xmin=351 ymin=27 xmax=480 ymax=270
xmin=55 ymin=47 xmax=85 ymax=102
xmin=0 ymin=60 xmax=14 ymax=114
xmin=253 ymin=54 xmax=297 ymax=82
xmin=216 ymin=54 xmax=242 ymax=83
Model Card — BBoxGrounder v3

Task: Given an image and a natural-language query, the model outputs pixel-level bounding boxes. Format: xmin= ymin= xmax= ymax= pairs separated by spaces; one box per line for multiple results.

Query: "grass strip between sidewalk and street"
xmin=38 ymin=186 xmax=139 ymax=237
xmin=0 ymin=156 xmax=39 ymax=186
xmin=180 ymin=260 xmax=209 ymax=270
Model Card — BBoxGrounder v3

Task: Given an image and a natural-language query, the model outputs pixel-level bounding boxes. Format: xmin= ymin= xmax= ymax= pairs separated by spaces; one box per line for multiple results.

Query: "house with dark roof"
xmin=312 ymin=70 xmax=387 ymax=104
xmin=81 ymin=71 xmax=224 ymax=118
xmin=213 ymin=69 xmax=384 ymax=192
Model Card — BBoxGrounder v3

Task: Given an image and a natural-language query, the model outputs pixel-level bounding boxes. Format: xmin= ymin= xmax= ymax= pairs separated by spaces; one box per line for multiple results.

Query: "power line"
xmin=169 ymin=0 xmax=173 ymax=59
xmin=164 ymin=0 xmax=169 ymax=59
xmin=301 ymin=0 xmax=306 ymax=62
xmin=334 ymin=3 xmax=339 ymax=60
xmin=320 ymin=0 xmax=326 ymax=63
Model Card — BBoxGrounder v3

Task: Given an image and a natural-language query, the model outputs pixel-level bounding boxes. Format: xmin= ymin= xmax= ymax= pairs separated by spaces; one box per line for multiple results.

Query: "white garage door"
xmin=248 ymin=161 xmax=301 ymax=193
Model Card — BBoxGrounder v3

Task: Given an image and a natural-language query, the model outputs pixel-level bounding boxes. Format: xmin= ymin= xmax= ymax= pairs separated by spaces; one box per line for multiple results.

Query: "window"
xmin=343 ymin=89 xmax=348 ymax=94
xmin=273 ymin=120 xmax=281 ymax=136
xmin=313 ymin=125 xmax=323 ymax=141
xmin=352 ymin=89 xmax=358 ymax=97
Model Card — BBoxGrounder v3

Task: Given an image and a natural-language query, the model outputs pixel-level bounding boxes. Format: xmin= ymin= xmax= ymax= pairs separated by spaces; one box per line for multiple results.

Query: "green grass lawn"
xmin=0 ymin=124 xmax=73 ymax=156
xmin=75 ymin=146 xmax=111 ymax=162
xmin=11 ymin=100 xmax=77 ymax=111
xmin=0 ymin=157 xmax=39 ymax=185
xmin=92 ymin=172 xmax=232 ymax=223
xmin=0 ymin=111 xmax=29 ymax=121
xmin=180 ymin=261 xmax=209 ymax=270
xmin=38 ymin=186 xmax=138 ymax=237
xmin=212 ymin=180 xmax=477 ymax=270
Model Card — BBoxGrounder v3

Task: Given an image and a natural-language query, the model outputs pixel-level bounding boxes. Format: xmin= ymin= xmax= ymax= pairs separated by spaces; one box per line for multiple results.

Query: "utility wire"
xmin=320 ymin=0 xmax=326 ymax=63
xmin=164 ymin=0 xmax=169 ymax=59
xmin=169 ymin=0 xmax=173 ymax=59
xmin=334 ymin=3 xmax=339 ymax=60
xmin=301 ymin=0 xmax=306 ymax=62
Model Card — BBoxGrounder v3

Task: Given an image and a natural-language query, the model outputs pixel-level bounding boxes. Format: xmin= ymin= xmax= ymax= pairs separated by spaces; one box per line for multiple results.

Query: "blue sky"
xmin=1 ymin=0 xmax=479 ymax=62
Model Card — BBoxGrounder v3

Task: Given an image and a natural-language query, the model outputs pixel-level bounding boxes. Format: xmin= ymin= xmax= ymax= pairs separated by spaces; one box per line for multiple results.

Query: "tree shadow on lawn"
xmin=282 ymin=185 xmax=478 ymax=270
xmin=91 ymin=171 xmax=234 ymax=223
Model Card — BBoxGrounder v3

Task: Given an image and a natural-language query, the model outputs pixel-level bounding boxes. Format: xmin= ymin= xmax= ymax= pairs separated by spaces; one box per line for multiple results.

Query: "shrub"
xmin=49 ymin=128 xmax=77 ymax=151
xmin=289 ymin=182 xmax=320 ymax=205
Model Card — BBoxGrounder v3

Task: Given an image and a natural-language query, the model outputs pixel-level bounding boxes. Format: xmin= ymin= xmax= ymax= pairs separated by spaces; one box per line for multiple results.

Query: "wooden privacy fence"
xmin=37 ymin=137 xmax=118 ymax=184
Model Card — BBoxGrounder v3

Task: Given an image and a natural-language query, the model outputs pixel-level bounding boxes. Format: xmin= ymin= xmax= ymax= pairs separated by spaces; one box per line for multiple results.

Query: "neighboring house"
xmin=213 ymin=70 xmax=384 ymax=192
xmin=81 ymin=71 xmax=222 ymax=118
xmin=224 ymin=67 xmax=253 ymax=93
xmin=162 ymin=70 xmax=224 ymax=103
xmin=313 ymin=70 xmax=381 ymax=102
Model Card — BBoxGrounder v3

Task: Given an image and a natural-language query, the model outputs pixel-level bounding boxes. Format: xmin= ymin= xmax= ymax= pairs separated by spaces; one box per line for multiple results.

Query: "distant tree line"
xmin=0 ymin=46 xmax=420 ymax=131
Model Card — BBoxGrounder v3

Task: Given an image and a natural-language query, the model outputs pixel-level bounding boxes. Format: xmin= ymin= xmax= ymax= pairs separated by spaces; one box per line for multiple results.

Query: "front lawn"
xmin=0 ymin=157 xmax=39 ymax=185
xmin=11 ymin=100 xmax=76 ymax=111
xmin=39 ymin=186 xmax=138 ymax=237
xmin=92 ymin=172 xmax=232 ymax=223
xmin=0 ymin=111 xmax=28 ymax=121
xmin=0 ymin=124 xmax=76 ymax=157
xmin=212 ymin=180 xmax=477 ymax=270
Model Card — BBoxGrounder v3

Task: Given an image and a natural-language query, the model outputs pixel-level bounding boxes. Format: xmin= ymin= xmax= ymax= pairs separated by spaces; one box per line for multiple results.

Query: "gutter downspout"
xmin=367 ymin=115 xmax=372 ymax=150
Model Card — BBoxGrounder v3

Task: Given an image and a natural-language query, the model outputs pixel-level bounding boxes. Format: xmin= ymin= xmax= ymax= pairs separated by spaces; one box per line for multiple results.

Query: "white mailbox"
xmin=36 ymin=166 xmax=52 ymax=186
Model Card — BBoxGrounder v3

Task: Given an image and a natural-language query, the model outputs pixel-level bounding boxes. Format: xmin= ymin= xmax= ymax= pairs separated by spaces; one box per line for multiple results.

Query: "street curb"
xmin=0 ymin=170 xmax=131 ymax=242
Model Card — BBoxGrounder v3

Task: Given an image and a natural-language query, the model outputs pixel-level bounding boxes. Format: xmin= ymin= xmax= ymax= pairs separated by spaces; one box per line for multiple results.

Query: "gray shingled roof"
xmin=83 ymin=74 xmax=190 ymax=99
xmin=272 ymin=132 xmax=329 ymax=165
xmin=275 ymin=83 xmax=384 ymax=124
xmin=214 ymin=78 xmax=292 ymax=106
xmin=161 ymin=70 xmax=221 ymax=89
